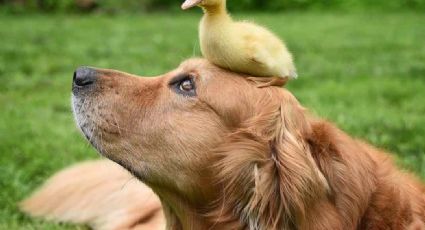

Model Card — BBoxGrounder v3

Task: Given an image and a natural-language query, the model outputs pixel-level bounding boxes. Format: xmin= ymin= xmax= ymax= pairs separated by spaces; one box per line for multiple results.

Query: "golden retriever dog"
xmin=22 ymin=59 xmax=425 ymax=230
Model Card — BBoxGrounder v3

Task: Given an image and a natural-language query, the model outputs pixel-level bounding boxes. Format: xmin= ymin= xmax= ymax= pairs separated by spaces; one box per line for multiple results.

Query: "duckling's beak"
xmin=181 ymin=0 xmax=202 ymax=10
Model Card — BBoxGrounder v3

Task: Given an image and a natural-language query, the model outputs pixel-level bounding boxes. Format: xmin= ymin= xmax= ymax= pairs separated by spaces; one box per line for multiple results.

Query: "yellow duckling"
xmin=182 ymin=0 xmax=297 ymax=79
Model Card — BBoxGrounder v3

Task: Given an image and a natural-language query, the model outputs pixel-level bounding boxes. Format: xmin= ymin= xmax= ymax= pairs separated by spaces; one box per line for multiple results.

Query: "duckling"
xmin=182 ymin=0 xmax=297 ymax=79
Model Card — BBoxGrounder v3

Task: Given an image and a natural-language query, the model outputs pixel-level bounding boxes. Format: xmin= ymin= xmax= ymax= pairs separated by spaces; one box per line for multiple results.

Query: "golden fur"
xmin=21 ymin=160 xmax=164 ymax=230
xmin=22 ymin=59 xmax=425 ymax=229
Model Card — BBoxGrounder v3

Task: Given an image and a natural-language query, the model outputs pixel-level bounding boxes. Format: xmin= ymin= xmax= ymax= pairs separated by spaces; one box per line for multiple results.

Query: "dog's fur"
xmin=20 ymin=160 xmax=164 ymax=230
xmin=22 ymin=59 xmax=425 ymax=229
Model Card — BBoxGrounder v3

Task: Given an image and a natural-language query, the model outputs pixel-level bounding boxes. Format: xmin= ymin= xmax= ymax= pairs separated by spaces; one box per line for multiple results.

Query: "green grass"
xmin=1 ymin=12 xmax=424 ymax=229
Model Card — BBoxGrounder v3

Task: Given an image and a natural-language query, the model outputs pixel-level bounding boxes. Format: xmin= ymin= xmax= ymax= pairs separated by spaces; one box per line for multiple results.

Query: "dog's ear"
xmin=209 ymin=91 xmax=329 ymax=229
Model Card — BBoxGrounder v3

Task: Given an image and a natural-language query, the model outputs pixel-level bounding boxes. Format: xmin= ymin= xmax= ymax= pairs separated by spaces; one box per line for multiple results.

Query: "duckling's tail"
xmin=289 ymin=69 xmax=298 ymax=79
xmin=20 ymin=159 xmax=164 ymax=230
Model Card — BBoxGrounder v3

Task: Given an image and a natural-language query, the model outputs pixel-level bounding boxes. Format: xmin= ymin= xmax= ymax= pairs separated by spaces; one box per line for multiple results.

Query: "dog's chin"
xmin=71 ymin=95 xmax=131 ymax=161
xmin=71 ymin=95 xmax=105 ymax=154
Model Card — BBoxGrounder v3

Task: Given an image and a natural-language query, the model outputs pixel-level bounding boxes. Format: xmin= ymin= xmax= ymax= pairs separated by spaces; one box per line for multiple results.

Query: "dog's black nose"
xmin=73 ymin=67 xmax=97 ymax=87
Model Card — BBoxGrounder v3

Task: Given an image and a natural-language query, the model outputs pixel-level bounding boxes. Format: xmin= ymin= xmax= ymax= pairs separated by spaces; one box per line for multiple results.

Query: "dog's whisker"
xmin=111 ymin=114 xmax=123 ymax=136
xmin=192 ymin=40 xmax=199 ymax=57
xmin=121 ymin=176 xmax=137 ymax=190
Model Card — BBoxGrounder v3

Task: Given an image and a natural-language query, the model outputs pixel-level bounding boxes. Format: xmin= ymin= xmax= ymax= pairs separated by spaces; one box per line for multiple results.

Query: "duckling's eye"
xmin=169 ymin=74 xmax=196 ymax=97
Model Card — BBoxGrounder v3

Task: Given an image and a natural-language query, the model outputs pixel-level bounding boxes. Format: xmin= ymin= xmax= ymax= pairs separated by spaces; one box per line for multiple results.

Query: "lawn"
xmin=0 ymin=12 xmax=424 ymax=229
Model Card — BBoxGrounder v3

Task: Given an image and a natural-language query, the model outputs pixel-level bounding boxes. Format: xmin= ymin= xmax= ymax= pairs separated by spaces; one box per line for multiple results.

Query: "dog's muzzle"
xmin=71 ymin=66 xmax=101 ymax=150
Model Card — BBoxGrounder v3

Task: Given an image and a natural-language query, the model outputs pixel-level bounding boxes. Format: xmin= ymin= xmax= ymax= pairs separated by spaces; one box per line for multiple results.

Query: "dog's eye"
xmin=179 ymin=79 xmax=194 ymax=92
xmin=169 ymin=74 xmax=196 ymax=97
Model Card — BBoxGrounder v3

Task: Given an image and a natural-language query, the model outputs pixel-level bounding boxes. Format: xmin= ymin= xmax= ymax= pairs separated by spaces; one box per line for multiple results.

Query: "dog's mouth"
xmin=71 ymin=94 xmax=122 ymax=155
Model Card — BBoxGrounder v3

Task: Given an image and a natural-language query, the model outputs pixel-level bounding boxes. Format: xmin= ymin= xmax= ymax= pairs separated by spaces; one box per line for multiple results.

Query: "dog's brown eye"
xmin=169 ymin=74 xmax=196 ymax=97
xmin=179 ymin=79 xmax=194 ymax=92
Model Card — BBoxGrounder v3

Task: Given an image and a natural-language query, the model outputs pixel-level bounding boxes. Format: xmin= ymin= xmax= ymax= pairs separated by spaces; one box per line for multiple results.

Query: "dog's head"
xmin=72 ymin=58 xmax=328 ymax=228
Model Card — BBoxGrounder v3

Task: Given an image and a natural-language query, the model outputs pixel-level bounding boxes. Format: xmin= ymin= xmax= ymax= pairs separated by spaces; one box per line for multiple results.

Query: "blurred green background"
xmin=2 ymin=0 xmax=425 ymax=12
xmin=1 ymin=0 xmax=425 ymax=229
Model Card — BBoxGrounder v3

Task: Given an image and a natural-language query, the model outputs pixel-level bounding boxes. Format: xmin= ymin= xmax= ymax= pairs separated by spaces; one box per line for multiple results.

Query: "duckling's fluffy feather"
xmin=190 ymin=0 xmax=297 ymax=78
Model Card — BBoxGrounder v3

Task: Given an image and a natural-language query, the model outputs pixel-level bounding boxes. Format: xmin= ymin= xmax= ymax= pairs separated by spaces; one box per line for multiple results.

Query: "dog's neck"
xmin=161 ymin=202 xmax=209 ymax=230
xmin=150 ymin=121 xmax=372 ymax=230
xmin=154 ymin=181 xmax=317 ymax=230
xmin=155 ymin=190 xmax=251 ymax=230
xmin=153 ymin=187 xmax=214 ymax=230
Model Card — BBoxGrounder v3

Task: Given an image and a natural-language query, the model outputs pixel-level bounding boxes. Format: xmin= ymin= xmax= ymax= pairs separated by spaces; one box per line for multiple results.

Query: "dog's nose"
xmin=73 ymin=67 xmax=97 ymax=87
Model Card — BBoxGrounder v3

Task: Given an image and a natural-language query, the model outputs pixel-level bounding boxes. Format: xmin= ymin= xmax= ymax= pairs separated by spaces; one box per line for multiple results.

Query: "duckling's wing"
xmin=247 ymin=41 xmax=298 ymax=78
xmin=242 ymin=36 xmax=275 ymax=68
xmin=237 ymin=22 xmax=297 ymax=78
xmin=248 ymin=46 xmax=272 ymax=67
xmin=239 ymin=24 xmax=281 ymax=63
